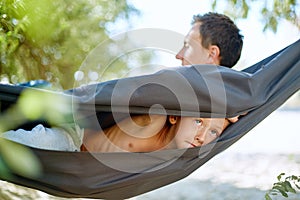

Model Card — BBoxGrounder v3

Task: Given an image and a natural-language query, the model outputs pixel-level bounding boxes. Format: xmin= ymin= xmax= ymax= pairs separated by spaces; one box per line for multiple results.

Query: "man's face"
xmin=176 ymin=22 xmax=213 ymax=66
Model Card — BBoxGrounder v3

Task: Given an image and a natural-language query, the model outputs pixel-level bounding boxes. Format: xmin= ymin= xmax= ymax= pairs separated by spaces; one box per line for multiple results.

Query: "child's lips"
xmin=185 ymin=140 xmax=197 ymax=148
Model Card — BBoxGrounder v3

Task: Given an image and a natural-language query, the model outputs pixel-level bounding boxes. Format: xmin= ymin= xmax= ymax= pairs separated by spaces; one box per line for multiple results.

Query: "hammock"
xmin=0 ymin=38 xmax=300 ymax=199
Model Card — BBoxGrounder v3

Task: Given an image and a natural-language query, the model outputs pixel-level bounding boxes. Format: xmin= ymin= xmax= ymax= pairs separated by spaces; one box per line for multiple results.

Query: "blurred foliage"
xmin=212 ymin=0 xmax=300 ymax=32
xmin=265 ymin=173 xmax=300 ymax=199
xmin=0 ymin=0 xmax=144 ymax=89
xmin=0 ymin=138 xmax=41 ymax=179
xmin=0 ymin=87 xmax=75 ymax=178
xmin=0 ymin=0 xmax=156 ymax=190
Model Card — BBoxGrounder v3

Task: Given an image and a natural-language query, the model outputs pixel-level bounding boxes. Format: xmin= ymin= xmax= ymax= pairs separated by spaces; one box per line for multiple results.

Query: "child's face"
xmin=174 ymin=117 xmax=230 ymax=149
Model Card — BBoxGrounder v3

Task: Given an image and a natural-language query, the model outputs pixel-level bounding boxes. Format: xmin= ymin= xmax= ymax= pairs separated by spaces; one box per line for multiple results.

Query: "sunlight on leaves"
xmin=0 ymin=0 xmax=140 ymax=89
xmin=17 ymin=88 xmax=74 ymax=125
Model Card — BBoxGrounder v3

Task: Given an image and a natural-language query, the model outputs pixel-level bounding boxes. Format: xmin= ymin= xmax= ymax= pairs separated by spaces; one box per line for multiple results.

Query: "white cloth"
xmin=0 ymin=124 xmax=84 ymax=151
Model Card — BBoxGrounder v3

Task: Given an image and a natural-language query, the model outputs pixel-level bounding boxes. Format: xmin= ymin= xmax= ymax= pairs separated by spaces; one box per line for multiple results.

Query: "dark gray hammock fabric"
xmin=0 ymin=38 xmax=300 ymax=199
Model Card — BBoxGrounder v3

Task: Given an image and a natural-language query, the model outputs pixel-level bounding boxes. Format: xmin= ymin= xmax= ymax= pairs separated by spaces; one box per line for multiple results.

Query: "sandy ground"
xmin=132 ymin=153 xmax=300 ymax=200
xmin=1 ymin=110 xmax=300 ymax=200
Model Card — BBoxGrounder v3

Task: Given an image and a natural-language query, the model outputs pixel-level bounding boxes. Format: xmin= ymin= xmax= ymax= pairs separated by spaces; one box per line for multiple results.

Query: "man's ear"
xmin=208 ymin=45 xmax=221 ymax=65
xmin=168 ymin=116 xmax=178 ymax=125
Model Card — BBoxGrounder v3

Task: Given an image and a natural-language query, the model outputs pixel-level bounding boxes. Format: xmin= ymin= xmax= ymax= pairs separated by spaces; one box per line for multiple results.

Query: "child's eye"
xmin=195 ymin=119 xmax=203 ymax=125
xmin=210 ymin=130 xmax=219 ymax=136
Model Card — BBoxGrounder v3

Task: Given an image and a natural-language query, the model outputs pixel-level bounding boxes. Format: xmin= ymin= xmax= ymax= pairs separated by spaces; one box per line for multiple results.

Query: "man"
xmin=175 ymin=12 xmax=243 ymax=125
xmin=176 ymin=12 xmax=243 ymax=67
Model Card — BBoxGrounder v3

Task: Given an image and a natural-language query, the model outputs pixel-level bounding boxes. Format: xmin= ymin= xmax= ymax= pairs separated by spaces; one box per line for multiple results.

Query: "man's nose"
xmin=175 ymin=48 xmax=184 ymax=60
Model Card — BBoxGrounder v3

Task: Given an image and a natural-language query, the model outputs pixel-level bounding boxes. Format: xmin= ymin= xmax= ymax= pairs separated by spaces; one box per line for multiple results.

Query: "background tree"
xmin=0 ymin=0 xmax=144 ymax=89
xmin=0 ymin=1 xmax=146 ymax=198
xmin=212 ymin=0 xmax=300 ymax=32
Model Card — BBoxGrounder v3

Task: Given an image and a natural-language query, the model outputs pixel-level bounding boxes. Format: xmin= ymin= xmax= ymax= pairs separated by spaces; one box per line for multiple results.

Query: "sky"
xmin=108 ymin=0 xmax=300 ymax=70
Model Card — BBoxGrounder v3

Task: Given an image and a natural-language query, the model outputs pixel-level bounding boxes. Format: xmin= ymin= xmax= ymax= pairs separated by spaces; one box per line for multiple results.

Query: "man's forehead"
xmin=185 ymin=24 xmax=201 ymax=42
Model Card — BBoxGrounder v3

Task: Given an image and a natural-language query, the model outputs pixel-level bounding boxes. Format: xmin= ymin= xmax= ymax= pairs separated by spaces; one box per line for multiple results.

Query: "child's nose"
xmin=194 ymin=129 xmax=208 ymax=146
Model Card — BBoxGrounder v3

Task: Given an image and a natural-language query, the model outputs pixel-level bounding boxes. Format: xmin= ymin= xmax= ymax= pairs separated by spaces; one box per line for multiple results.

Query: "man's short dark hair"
xmin=192 ymin=12 xmax=244 ymax=68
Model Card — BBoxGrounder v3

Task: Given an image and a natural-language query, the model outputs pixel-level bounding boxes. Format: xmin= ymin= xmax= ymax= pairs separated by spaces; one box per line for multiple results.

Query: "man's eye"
xmin=195 ymin=119 xmax=202 ymax=125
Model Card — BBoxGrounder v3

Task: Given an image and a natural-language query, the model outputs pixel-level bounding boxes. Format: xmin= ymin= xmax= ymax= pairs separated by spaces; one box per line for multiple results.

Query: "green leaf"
xmin=273 ymin=185 xmax=288 ymax=197
xmin=0 ymin=156 xmax=11 ymax=179
xmin=277 ymin=173 xmax=285 ymax=181
xmin=0 ymin=139 xmax=42 ymax=178
xmin=283 ymin=181 xmax=296 ymax=193
xmin=212 ymin=0 xmax=217 ymax=9
xmin=265 ymin=193 xmax=272 ymax=200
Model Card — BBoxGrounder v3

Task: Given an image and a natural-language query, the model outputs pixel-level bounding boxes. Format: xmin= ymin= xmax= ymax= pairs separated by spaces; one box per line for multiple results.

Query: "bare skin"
xmin=82 ymin=115 xmax=231 ymax=152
